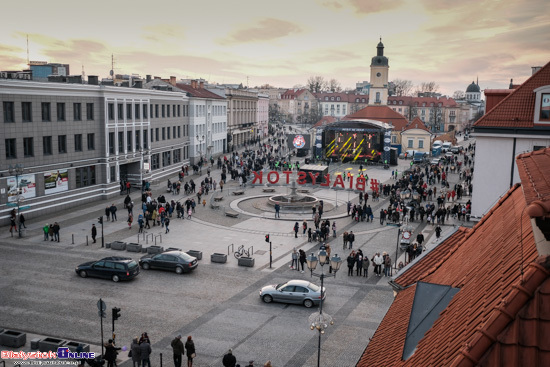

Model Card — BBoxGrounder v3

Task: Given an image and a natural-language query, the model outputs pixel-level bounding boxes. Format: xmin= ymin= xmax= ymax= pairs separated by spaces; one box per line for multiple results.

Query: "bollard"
xmin=72 ymin=234 xmax=74 ymax=244
xmin=137 ymin=234 xmax=140 ymax=244
xmin=86 ymin=235 xmax=88 ymax=246
xmin=160 ymin=352 xmax=163 ymax=367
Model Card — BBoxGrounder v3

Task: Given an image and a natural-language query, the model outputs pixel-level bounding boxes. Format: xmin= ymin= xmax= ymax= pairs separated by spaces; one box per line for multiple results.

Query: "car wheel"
xmin=112 ymin=274 xmax=120 ymax=282
xmin=262 ymin=295 xmax=273 ymax=304
xmin=79 ymin=270 xmax=87 ymax=278
xmin=303 ymin=299 xmax=314 ymax=308
xmin=141 ymin=263 xmax=150 ymax=270
xmin=175 ymin=266 xmax=183 ymax=274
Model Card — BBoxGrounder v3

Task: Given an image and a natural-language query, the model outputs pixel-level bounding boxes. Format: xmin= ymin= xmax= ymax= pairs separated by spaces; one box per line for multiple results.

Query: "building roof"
xmin=343 ymin=105 xmax=409 ymax=130
xmin=466 ymin=81 xmax=481 ymax=93
xmin=391 ymin=227 xmax=470 ymax=290
xmin=315 ymin=92 xmax=369 ymax=103
xmin=402 ymin=117 xmax=431 ymax=133
xmin=281 ymin=88 xmax=307 ymax=99
xmin=312 ymin=116 xmax=337 ymax=128
xmin=388 ymin=96 xmax=458 ymax=108
xmin=474 ymin=60 xmax=550 ymax=128
xmin=358 ymin=179 xmax=550 ymax=366
xmin=517 ymin=147 xmax=550 ymax=217
xmin=175 ymin=83 xmax=225 ymax=99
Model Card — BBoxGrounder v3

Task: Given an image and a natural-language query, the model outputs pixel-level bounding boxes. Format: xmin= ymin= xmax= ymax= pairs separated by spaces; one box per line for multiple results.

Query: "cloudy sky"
xmin=1 ymin=0 xmax=548 ymax=95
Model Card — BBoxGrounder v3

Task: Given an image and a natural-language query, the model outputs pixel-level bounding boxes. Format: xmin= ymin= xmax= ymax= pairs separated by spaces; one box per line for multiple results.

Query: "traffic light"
xmin=112 ymin=307 xmax=121 ymax=322
xmin=98 ymin=216 xmax=103 ymax=224
xmin=265 ymin=234 xmax=270 ymax=243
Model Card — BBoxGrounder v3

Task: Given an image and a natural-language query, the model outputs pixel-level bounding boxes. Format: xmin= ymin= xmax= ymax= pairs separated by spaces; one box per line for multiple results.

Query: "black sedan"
xmin=76 ymin=256 xmax=140 ymax=282
xmin=139 ymin=250 xmax=198 ymax=274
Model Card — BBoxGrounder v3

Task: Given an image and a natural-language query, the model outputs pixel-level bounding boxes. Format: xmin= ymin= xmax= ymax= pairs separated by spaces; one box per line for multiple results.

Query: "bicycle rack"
xmin=154 ymin=234 xmax=162 ymax=245
xmin=137 ymin=232 xmax=146 ymax=243
xmin=227 ymin=243 xmax=234 ymax=255
xmin=248 ymin=246 xmax=254 ymax=256
xmin=145 ymin=233 xmax=154 ymax=244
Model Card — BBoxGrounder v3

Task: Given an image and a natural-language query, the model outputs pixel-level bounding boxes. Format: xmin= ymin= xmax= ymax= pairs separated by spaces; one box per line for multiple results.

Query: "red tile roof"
xmin=281 ymin=88 xmax=307 ymax=99
xmin=358 ymin=183 xmax=550 ymax=366
xmin=517 ymin=147 xmax=550 ymax=217
xmin=402 ymin=117 xmax=431 ymax=133
xmin=343 ymin=105 xmax=409 ymax=130
xmin=392 ymin=227 xmax=470 ymax=289
xmin=484 ymin=89 xmax=514 ymax=112
xmin=312 ymin=116 xmax=337 ymax=128
xmin=315 ymin=92 xmax=369 ymax=103
xmin=175 ymin=83 xmax=225 ymax=99
xmin=474 ymin=60 xmax=550 ymax=128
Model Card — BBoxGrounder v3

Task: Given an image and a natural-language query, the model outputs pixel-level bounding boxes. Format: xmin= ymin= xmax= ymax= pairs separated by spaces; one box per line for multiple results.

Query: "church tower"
xmin=369 ymin=39 xmax=389 ymax=106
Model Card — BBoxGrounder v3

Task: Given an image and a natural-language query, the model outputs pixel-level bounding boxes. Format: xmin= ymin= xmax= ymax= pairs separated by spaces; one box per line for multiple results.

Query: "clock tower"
xmin=369 ymin=38 xmax=389 ymax=105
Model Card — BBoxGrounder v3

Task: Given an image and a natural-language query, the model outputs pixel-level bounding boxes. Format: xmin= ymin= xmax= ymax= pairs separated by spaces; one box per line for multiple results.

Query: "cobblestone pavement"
xmin=0 ymin=138 xmax=475 ymax=366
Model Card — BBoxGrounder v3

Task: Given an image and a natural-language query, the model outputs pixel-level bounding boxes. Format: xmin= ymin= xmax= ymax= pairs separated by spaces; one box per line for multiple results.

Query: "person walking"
xmin=165 ymin=217 xmax=170 ymax=234
xmin=110 ymin=203 xmax=117 ymax=221
xmin=362 ymin=256 xmax=369 ymax=277
xmin=332 ymin=222 xmax=337 ymax=238
xmin=105 ymin=206 xmax=111 ymax=222
xmin=373 ymin=252 xmax=383 ymax=277
xmin=290 ymin=248 xmax=298 ymax=270
xmin=293 ymin=222 xmax=299 ymax=238
xmin=347 ymin=251 xmax=356 ymax=276
xmin=139 ymin=338 xmax=152 ymax=367
xmin=43 ymin=223 xmax=49 ymax=241
xmin=184 ymin=335 xmax=195 ymax=367
xmin=18 ymin=213 xmax=26 ymax=228
xmin=356 ymin=252 xmax=363 ymax=276
xmin=171 ymin=335 xmax=184 ymax=367
xmin=127 ymin=213 xmax=133 ymax=229
xmin=299 ymin=249 xmax=306 ymax=273
xmin=9 ymin=214 xmax=17 ymax=237
xmin=384 ymin=252 xmax=392 ymax=277
xmin=52 ymin=222 xmax=60 ymax=242
xmin=348 ymin=231 xmax=355 ymax=249
xmin=91 ymin=224 xmax=97 ymax=243
xmin=302 ymin=220 xmax=307 ymax=235
xmin=222 ymin=349 xmax=237 ymax=367
xmin=130 ymin=337 xmax=141 ymax=367
xmin=274 ymin=203 xmax=280 ymax=218
xmin=435 ymin=225 xmax=442 ymax=239
xmin=103 ymin=339 xmax=120 ymax=367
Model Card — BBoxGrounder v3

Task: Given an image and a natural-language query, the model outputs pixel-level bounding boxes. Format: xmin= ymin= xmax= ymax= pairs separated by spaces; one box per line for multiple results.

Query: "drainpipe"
xmin=509 ymin=137 xmax=517 ymax=188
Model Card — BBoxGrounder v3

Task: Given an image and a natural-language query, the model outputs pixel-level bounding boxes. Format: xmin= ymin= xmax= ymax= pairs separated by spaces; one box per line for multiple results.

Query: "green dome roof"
xmin=466 ymin=81 xmax=480 ymax=93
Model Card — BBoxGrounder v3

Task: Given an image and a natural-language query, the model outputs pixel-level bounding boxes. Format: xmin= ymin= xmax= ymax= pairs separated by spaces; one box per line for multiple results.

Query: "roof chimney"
xmin=199 ymin=81 xmax=204 ymax=89
xmin=169 ymin=76 xmax=176 ymax=86
xmin=191 ymin=80 xmax=197 ymax=89
xmin=146 ymin=75 xmax=151 ymax=83
xmin=532 ymin=66 xmax=542 ymax=75
xmin=88 ymin=75 xmax=99 ymax=85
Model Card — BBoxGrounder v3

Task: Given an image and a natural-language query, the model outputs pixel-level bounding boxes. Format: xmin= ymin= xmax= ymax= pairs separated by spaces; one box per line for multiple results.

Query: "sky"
xmin=1 ymin=0 xmax=549 ymax=96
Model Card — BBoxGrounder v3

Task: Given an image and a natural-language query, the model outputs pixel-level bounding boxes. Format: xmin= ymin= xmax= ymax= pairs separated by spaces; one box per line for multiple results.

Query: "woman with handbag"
xmin=185 ymin=335 xmax=196 ymax=367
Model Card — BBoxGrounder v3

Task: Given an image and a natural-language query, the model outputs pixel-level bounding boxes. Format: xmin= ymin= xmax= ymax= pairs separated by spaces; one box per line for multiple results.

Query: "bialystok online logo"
xmin=1 ymin=347 xmax=95 ymax=360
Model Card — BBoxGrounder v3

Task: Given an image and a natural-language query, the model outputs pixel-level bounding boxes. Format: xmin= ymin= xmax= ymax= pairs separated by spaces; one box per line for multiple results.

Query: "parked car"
xmin=259 ymin=279 xmax=325 ymax=308
xmin=451 ymin=146 xmax=462 ymax=154
xmin=76 ymin=256 xmax=140 ymax=282
xmin=139 ymin=250 xmax=198 ymax=274
xmin=445 ymin=152 xmax=454 ymax=159
xmin=441 ymin=142 xmax=452 ymax=152
xmin=413 ymin=151 xmax=429 ymax=164
xmin=430 ymin=158 xmax=441 ymax=165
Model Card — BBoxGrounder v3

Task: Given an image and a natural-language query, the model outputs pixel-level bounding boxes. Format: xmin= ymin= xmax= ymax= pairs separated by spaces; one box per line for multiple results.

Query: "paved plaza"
xmin=0 ymin=138 xmax=474 ymax=366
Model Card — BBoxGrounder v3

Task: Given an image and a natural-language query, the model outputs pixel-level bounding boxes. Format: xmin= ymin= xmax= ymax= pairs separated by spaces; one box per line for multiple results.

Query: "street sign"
xmin=143 ymin=163 xmax=150 ymax=170
xmin=97 ymin=299 xmax=106 ymax=312
xmin=6 ymin=203 xmax=17 ymax=207
xmin=98 ymin=310 xmax=106 ymax=318
xmin=19 ymin=205 xmax=31 ymax=211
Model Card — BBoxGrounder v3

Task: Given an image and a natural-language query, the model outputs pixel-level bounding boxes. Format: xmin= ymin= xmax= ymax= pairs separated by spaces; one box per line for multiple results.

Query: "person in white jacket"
xmin=372 ymin=252 xmax=384 ymax=277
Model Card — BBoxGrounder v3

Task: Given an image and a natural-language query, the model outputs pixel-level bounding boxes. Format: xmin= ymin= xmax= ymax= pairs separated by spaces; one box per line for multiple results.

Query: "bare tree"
xmin=292 ymin=83 xmax=305 ymax=90
xmin=306 ymin=76 xmax=327 ymax=93
xmin=392 ymin=79 xmax=414 ymax=96
xmin=416 ymin=81 xmax=440 ymax=95
xmin=452 ymin=90 xmax=465 ymax=100
xmin=328 ymin=78 xmax=342 ymax=92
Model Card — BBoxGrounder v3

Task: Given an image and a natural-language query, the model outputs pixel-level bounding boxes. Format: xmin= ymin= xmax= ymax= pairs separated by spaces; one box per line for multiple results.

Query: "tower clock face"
xmin=376 ymin=72 xmax=381 ymax=77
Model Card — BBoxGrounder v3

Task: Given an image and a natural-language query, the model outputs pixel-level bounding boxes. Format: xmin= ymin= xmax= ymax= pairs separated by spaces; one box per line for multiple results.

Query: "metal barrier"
xmin=248 ymin=246 xmax=254 ymax=256
xmin=227 ymin=243 xmax=234 ymax=255
xmin=154 ymin=234 xmax=162 ymax=245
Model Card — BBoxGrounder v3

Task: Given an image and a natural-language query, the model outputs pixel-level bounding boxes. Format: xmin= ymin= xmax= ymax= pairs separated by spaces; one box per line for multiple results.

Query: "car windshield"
xmin=275 ymin=283 xmax=286 ymax=290
xmin=128 ymin=260 xmax=139 ymax=270
xmin=308 ymin=283 xmax=320 ymax=292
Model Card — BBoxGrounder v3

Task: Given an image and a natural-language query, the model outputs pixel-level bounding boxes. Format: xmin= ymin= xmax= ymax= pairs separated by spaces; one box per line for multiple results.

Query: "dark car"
xmin=76 ymin=256 xmax=140 ymax=282
xmin=139 ymin=250 xmax=198 ymax=274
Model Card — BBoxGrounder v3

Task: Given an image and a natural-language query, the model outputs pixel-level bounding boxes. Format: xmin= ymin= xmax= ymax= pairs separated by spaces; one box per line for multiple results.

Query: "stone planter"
xmin=31 ymin=338 xmax=40 ymax=349
xmin=238 ymin=257 xmax=255 ymax=267
xmin=62 ymin=341 xmax=90 ymax=353
xmin=39 ymin=337 xmax=65 ymax=352
xmin=0 ymin=330 xmax=26 ymax=348
xmin=147 ymin=245 xmax=164 ymax=254
xmin=211 ymin=253 xmax=227 ymax=264
xmin=187 ymin=250 xmax=202 ymax=260
xmin=110 ymin=241 xmax=126 ymax=251
xmin=126 ymin=242 xmax=142 ymax=253
xmin=105 ymin=242 xmax=111 ymax=249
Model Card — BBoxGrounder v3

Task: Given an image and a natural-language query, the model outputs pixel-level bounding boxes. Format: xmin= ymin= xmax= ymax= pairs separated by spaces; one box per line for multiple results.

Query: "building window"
xmin=73 ymin=134 xmax=82 ymax=152
xmin=162 ymin=104 xmax=165 ymax=118
xmin=167 ymin=105 xmax=171 ymax=118
xmin=391 ymin=135 xmax=397 ymax=144
xmin=57 ymin=103 xmax=65 ymax=121
xmin=161 ymin=127 xmax=165 ymax=140
xmin=3 ymin=102 xmax=15 ymax=122
xmin=110 ymin=166 xmax=116 ymax=183
xmin=108 ymin=132 xmax=115 ymax=154
xmin=143 ymin=104 xmax=148 ymax=119
xmin=42 ymin=102 xmax=51 ymax=121
xmin=155 ymin=128 xmax=159 ymax=141
xmin=73 ymin=103 xmax=82 ymax=121
xmin=376 ymin=92 xmax=380 ymax=103
xmin=75 ymin=166 xmax=96 ymax=188
xmin=162 ymin=151 xmax=171 ymax=166
xmin=178 ymin=126 xmax=181 ymax=138
xmin=143 ymin=130 xmax=148 ymax=149
xmin=127 ymin=104 xmax=132 ymax=120
xmin=108 ymin=103 xmax=114 ymax=120
xmin=155 ymin=104 xmax=159 ymax=118
xmin=127 ymin=131 xmax=132 ymax=151
xmin=418 ymin=140 xmax=424 ymax=148
xmin=178 ymin=105 xmax=181 ymax=117
xmin=541 ymin=93 xmax=550 ymax=120
xmin=5 ymin=138 xmax=16 ymax=158
xmin=151 ymin=153 xmax=160 ymax=170
xmin=22 ymin=102 xmax=32 ymax=122
xmin=135 ymin=130 xmax=141 ymax=149
xmin=173 ymin=149 xmax=181 ymax=163
xmin=86 ymin=103 xmax=94 ymax=120
xmin=173 ymin=105 xmax=176 ymax=117
xmin=118 ymin=104 xmax=124 ymax=120
xmin=87 ymin=133 xmax=95 ymax=150
xmin=58 ymin=135 xmax=67 ymax=153
xmin=43 ymin=136 xmax=53 ymax=155
xmin=135 ymin=104 xmax=140 ymax=119
xmin=408 ymin=140 xmax=414 ymax=148
xmin=118 ymin=132 xmax=124 ymax=153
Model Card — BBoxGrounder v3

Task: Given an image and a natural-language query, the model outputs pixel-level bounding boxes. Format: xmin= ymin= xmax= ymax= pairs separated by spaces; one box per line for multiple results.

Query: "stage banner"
xmin=44 ymin=169 xmax=69 ymax=195
xmin=286 ymin=134 xmax=311 ymax=150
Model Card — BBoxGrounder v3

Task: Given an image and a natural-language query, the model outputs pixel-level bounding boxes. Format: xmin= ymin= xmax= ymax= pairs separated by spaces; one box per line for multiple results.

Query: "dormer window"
xmin=361 ymin=98 xmax=365 ymax=102
xmin=325 ymin=97 xmax=328 ymax=101
xmin=356 ymin=98 xmax=359 ymax=102
xmin=337 ymin=97 xmax=340 ymax=101
xmin=399 ymin=100 xmax=403 ymax=105
xmin=534 ymin=86 xmax=550 ymax=123
xmin=331 ymin=97 xmax=334 ymax=101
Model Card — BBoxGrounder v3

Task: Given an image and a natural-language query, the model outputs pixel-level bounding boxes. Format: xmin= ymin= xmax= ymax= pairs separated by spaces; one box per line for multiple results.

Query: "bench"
xmin=262 ymin=188 xmax=275 ymax=193
xmin=233 ymin=190 xmax=245 ymax=196
xmin=225 ymin=210 xmax=240 ymax=218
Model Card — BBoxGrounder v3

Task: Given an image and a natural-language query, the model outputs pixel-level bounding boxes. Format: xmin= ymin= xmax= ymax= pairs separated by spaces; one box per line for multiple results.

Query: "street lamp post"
xmin=8 ymin=164 xmax=25 ymax=238
xmin=306 ymin=249 xmax=342 ymax=367
xmin=196 ymin=134 xmax=205 ymax=171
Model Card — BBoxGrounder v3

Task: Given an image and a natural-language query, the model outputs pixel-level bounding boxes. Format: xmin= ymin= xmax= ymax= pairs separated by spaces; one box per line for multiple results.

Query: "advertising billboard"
xmin=286 ymin=134 xmax=311 ymax=150
xmin=7 ymin=174 xmax=36 ymax=202
xmin=44 ymin=169 xmax=69 ymax=195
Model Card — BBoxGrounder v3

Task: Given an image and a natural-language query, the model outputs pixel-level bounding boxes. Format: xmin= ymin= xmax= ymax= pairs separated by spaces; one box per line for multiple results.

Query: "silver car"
xmin=259 ymin=279 xmax=325 ymax=308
